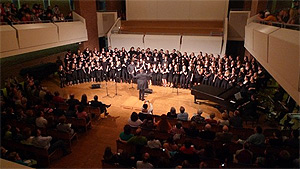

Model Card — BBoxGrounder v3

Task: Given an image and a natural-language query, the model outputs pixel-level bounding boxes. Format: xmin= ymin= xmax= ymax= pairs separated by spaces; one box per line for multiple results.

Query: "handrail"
xmin=248 ymin=15 xmax=300 ymax=31
xmin=107 ymin=17 xmax=121 ymax=46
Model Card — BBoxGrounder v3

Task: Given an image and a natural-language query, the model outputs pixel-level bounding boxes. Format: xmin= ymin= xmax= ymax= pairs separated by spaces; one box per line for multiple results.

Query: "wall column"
xmin=74 ymin=0 xmax=99 ymax=50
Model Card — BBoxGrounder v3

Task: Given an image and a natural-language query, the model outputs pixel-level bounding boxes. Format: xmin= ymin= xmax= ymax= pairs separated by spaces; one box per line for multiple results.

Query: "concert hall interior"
xmin=0 ymin=0 xmax=299 ymax=168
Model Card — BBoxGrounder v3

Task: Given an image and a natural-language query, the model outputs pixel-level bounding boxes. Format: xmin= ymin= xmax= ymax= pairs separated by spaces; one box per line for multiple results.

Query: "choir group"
xmin=58 ymin=46 xmax=266 ymax=96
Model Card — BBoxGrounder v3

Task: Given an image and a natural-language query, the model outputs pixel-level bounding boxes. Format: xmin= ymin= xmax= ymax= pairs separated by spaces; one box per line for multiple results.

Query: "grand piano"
xmin=191 ymin=85 xmax=240 ymax=111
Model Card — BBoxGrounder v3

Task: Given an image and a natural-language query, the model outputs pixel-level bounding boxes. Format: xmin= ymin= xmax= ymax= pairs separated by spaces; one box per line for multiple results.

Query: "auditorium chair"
xmin=2 ymin=140 xmax=62 ymax=167
xmin=89 ymin=106 xmax=102 ymax=120
xmin=66 ymin=117 xmax=91 ymax=132
xmin=47 ymin=129 xmax=78 ymax=149
xmin=116 ymin=140 xmax=136 ymax=156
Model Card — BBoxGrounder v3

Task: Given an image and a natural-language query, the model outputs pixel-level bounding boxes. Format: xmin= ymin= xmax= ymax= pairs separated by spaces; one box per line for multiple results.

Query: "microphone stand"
xmin=103 ymin=80 xmax=112 ymax=98
xmin=113 ymin=77 xmax=122 ymax=97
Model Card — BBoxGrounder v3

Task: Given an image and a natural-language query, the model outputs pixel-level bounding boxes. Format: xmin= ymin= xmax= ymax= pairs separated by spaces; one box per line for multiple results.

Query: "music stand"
xmin=102 ymin=80 xmax=112 ymax=98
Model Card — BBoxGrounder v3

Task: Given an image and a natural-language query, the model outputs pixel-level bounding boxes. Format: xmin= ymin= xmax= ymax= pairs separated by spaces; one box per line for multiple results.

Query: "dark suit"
xmin=134 ymin=72 xmax=151 ymax=100
xmin=90 ymin=100 xmax=107 ymax=114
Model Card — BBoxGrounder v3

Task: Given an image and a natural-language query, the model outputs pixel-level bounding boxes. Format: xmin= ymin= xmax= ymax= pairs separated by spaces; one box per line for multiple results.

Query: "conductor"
xmin=133 ymin=69 xmax=152 ymax=101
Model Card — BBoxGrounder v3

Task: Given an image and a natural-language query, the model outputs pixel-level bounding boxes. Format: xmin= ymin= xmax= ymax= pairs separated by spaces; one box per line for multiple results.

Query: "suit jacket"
xmin=134 ymin=73 xmax=151 ymax=90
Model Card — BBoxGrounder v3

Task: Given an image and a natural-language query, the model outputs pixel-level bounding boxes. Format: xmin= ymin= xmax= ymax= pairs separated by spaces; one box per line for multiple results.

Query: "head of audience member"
xmin=142 ymin=152 xmax=150 ymax=163
xmin=169 ymin=107 xmax=176 ymax=115
xmin=135 ymin=128 xmax=142 ymax=136
xmin=147 ymin=131 xmax=156 ymax=141
xmin=222 ymin=125 xmax=229 ymax=133
xmin=77 ymin=105 xmax=84 ymax=113
xmin=233 ymin=110 xmax=240 ymax=117
xmin=180 ymin=106 xmax=185 ymax=114
xmin=175 ymin=121 xmax=183 ymax=129
xmin=130 ymin=112 xmax=139 ymax=122
xmin=70 ymin=94 xmax=75 ymax=99
xmin=103 ymin=146 xmax=113 ymax=161
xmin=58 ymin=116 xmax=67 ymax=124
xmin=204 ymin=124 xmax=212 ymax=131
xmin=255 ymin=126 xmax=263 ymax=134
xmin=197 ymin=109 xmax=203 ymax=116
xmin=123 ymin=124 xmax=131 ymax=135
xmin=221 ymin=113 xmax=228 ymax=121
xmin=209 ymin=112 xmax=215 ymax=120
xmin=22 ymin=127 xmax=32 ymax=140
xmin=142 ymin=104 xmax=148 ymax=110
xmin=94 ymin=95 xmax=98 ymax=101
xmin=81 ymin=94 xmax=87 ymax=103
xmin=36 ymin=111 xmax=44 ymax=117
xmin=189 ymin=121 xmax=197 ymax=130
xmin=32 ymin=129 xmax=41 ymax=137
xmin=183 ymin=139 xmax=192 ymax=149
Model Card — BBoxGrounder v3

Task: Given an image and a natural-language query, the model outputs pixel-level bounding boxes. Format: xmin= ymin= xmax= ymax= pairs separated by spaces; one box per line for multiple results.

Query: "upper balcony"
xmin=245 ymin=15 xmax=300 ymax=104
xmin=0 ymin=12 xmax=88 ymax=58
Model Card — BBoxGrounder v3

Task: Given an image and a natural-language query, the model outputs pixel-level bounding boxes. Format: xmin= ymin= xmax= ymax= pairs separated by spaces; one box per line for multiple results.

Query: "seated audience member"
xmin=163 ymin=137 xmax=178 ymax=157
xmin=284 ymin=130 xmax=299 ymax=148
xmin=191 ymin=109 xmax=205 ymax=124
xmin=256 ymin=147 xmax=276 ymax=168
xmin=90 ymin=95 xmax=111 ymax=116
xmin=76 ymin=105 xmax=90 ymax=122
xmin=199 ymin=124 xmax=216 ymax=140
xmin=21 ymin=127 xmax=33 ymax=145
xmin=277 ymin=150 xmax=292 ymax=168
xmin=25 ymin=110 xmax=35 ymax=125
xmin=147 ymin=132 xmax=162 ymax=149
xmin=1 ymin=146 xmax=9 ymax=160
xmin=80 ymin=94 xmax=89 ymax=106
xmin=180 ymin=139 xmax=196 ymax=155
xmin=11 ymin=127 xmax=23 ymax=142
xmin=177 ymin=106 xmax=188 ymax=121
xmin=43 ymin=103 xmax=53 ymax=114
xmin=214 ymin=125 xmax=233 ymax=143
xmin=267 ymin=130 xmax=283 ymax=146
xmin=199 ymin=142 xmax=215 ymax=159
xmin=136 ymin=153 xmax=153 ymax=169
xmin=185 ymin=121 xmax=199 ymax=138
xmin=128 ymin=112 xmax=143 ymax=128
xmin=103 ymin=146 xmax=119 ymax=164
xmin=235 ymin=142 xmax=253 ymax=164
xmin=4 ymin=124 xmax=12 ymax=140
xmin=167 ymin=107 xmax=177 ymax=118
xmin=264 ymin=11 xmax=277 ymax=22
xmin=56 ymin=116 xmax=74 ymax=135
xmin=119 ymin=125 xmax=133 ymax=142
xmin=35 ymin=111 xmax=48 ymax=128
xmin=245 ymin=126 xmax=265 ymax=146
xmin=205 ymin=112 xmax=217 ymax=125
xmin=156 ymin=114 xmax=172 ymax=132
xmin=229 ymin=110 xmax=243 ymax=128
xmin=218 ymin=112 xmax=230 ymax=126
xmin=7 ymin=152 xmax=32 ymax=166
xmin=141 ymin=101 xmax=153 ymax=114
xmin=127 ymin=128 xmax=147 ymax=146
xmin=52 ymin=91 xmax=65 ymax=103
xmin=141 ymin=114 xmax=155 ymax=129
xmin=66 ymin=94 xmax=80 ymax=111
xmin=170 ymin=121 xmax=185 ymax=140
xmin=32 ymin=129 xmax=69 ymax=155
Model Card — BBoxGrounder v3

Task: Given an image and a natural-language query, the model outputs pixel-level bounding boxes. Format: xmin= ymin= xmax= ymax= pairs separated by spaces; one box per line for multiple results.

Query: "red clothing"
xmin=76 ymin=111 xmax=87 ymax=119
xmin=180 ymin=146 xmax=195 ymax=155
xmin=53 ymin=96 xmax=65 ymax=103
xmin=205 ymin=119 xmax=217 ymax=125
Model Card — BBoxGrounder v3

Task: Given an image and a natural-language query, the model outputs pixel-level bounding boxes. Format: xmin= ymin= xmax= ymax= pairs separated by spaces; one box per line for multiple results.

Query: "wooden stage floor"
xmin=42 ymin=77 xmax=222 ymax=168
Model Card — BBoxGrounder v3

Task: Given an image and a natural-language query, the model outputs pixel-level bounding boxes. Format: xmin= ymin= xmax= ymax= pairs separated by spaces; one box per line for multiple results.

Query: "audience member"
xmin=127 ymin=128 xmax=147 ymax=146
xmin=128 ymin=112 xmax=143 ymax=128
xmin=56 ymin=116 xmax=74 ymax=135
xmin=214 ymin=125 xmax=233 ymax=143
xmin=35 ymin=111 xmax=48 ymax=128
xmin=245 ymin=126 xmax=265 ymax=146
xmin=90 ymin=95 xmax=111 ymax=116
xmin=191 ymin=109 xmax=205 ymax=124
xmin=199 ymin=124 xmax=216 ymax=140
xmin=185 ymin=121 xmax=199 ymax=138
xmin=147 ymin=132 xmax=161 ymax=149
xmin=156 ymin=114 xmax=172 ymax=132
xmin=229 ymin=110 xmax=243 ymax=128
xmin=205 ymin=112 xmax=217 ymax=125
xmin=136 ymin=152 xmax=153 ymax=168
xmin=235 ymin=142 xmax=253 ymax=164
xmin=167 ymin=107 xmax=177 ymax=118
xmin=119 ymin=124 xmax=133 ymax=142
xmin=177 ymin=106 xmax=188 ymax=121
